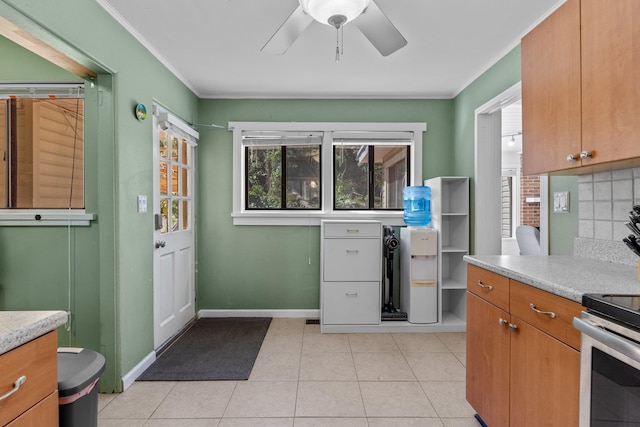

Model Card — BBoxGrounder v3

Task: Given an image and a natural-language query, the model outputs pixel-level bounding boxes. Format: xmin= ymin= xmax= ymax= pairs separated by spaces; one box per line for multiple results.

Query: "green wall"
xmin=1 ymin=0 xmax=198 ymax=392
xmin=451 ymin=45 xmax=578 ymax=254
xmin=195 ymin=99 xmax=454 ymax=309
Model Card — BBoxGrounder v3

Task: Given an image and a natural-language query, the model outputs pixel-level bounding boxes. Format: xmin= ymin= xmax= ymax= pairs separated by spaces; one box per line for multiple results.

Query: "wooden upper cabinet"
xmin=581 ymin=0 xmax=640 ymax=165
xmin=522 ymin=0 xmax=582 ymax=175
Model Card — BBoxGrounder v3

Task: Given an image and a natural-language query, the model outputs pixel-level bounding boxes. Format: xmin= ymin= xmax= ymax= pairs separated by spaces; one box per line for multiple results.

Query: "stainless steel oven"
xmin=574 ymin=295 xmax=640 ymax=427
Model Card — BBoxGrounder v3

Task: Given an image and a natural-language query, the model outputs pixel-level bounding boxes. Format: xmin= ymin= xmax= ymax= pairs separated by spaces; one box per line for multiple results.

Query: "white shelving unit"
xmin=425 ymin=176 xmax=469 ymax=330
xmin=320 ymin=193 xmax=469 ymax=333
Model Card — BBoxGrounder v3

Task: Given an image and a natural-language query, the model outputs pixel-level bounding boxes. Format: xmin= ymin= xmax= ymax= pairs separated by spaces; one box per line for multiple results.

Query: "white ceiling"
xmin=98 ymin=0 xmax=563 ymax=99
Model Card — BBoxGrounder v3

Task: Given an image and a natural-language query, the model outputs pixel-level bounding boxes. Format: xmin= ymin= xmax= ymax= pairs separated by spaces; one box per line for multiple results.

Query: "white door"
xmin=152 ymin=109 xmax=198 ymax=349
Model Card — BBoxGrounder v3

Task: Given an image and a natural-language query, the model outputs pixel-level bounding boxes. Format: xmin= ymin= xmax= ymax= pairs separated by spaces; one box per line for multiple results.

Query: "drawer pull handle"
xmin=498 ymin=318 xmax=508 ymax=327
xmin=346 ymin=250 xmax=359 ymax=254
xmin=477 ymin=280 xmax=493 ymax=291
xmin=345 ymin=292 xmax=358 ymax=297
xmin=529 ymin=303 xmax=556 ymax=319
xmin=346 ymin=229 xmax=360 ymax=233
xmin=0 ymin=375 xmax=27 ymax=401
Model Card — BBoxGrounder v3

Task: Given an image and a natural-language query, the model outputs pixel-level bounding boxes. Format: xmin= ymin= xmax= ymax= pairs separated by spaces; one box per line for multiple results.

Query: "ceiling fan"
xmin=261 ymin=0 xmax=407 ymax=58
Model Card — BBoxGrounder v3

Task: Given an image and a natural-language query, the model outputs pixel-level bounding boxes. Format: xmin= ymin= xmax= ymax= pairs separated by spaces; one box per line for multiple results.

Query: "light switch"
xmin=137 ymin=195 xmax=147 ymax=213
xmin=553 ymin=191 xmax=569 ymax=213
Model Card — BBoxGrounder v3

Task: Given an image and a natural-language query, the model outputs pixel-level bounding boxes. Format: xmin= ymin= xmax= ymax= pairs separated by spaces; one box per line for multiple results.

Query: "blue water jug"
xmin=403 ymin=186 xmax=431 ymax=226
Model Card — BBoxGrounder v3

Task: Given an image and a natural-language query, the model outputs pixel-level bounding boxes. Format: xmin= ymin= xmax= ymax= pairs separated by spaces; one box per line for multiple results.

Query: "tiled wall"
xmin=576 ymin=168 xmax=640 ymax=266
xmin=578 ymin=168 xmax=640 ymax=241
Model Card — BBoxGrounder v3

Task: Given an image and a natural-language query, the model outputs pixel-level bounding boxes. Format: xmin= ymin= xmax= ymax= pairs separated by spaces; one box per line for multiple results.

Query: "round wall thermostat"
xmin=135 ymin=103 xmax=147 ymax=121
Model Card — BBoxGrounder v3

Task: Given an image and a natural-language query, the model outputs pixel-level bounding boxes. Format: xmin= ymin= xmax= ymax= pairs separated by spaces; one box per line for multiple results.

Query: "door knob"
xmin=155 ymin=240 xmax=166 ymax=248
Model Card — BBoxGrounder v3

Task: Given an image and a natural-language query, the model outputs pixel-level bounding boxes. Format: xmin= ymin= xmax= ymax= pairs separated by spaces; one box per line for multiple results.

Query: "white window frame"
xmin=230 ymin=122 xmax=426 ymax=226
xmin=0 ymin=82 xmax=94 ymax=226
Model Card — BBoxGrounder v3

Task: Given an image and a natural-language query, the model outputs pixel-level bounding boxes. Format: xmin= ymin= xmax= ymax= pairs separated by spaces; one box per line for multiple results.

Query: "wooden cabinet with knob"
xmin=0 ymin=331 xmax=58 ymax=426
xmin=466 ymin=265 xmax=582 ymax=426
xmin=522 ymin=0 xmax=582 ymax=175
xmin=522 ymin=0 xmax=640 ymax=174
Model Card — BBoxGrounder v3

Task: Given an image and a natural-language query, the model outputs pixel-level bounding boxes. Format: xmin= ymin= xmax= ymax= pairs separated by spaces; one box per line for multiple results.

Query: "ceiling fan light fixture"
xmin=299 ymin=0 xmax=371 ymax=26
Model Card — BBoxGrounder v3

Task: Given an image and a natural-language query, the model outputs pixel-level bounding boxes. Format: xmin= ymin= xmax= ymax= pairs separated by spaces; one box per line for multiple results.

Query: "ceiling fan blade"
xmin=261 ymin=6 xmax=314 ymax=55
xmin=355 ymin=1 xmax=407 ymax=56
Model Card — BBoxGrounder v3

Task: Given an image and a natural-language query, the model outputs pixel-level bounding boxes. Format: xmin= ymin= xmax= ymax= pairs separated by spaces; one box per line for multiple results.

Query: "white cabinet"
xmin=425 ymin=176 xmax=469 ymax=329
xmin=320 ymin=220 xmax=382 ymax=332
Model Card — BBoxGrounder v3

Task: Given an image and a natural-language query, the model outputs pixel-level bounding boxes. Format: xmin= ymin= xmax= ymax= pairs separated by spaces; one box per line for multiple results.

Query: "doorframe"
xmin=474 ymin=82 xmax=549 ymax=255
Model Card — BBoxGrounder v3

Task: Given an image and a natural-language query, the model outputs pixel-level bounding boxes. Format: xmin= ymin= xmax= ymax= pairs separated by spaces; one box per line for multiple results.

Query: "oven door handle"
xmin=573 ymin=317 xmax=640 ymax=364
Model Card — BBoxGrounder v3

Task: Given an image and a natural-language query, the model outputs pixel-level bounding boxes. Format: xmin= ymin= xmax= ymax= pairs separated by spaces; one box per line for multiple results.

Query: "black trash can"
xmin=57 ymin=347 xmax=106 ymax=427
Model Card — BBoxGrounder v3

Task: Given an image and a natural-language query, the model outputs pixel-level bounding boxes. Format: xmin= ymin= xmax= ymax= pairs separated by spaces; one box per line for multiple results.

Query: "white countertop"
xmin=464 ymin=255 xmax=640 ymax=303
xmin=0 ymin=311 xmax=68 ymax=355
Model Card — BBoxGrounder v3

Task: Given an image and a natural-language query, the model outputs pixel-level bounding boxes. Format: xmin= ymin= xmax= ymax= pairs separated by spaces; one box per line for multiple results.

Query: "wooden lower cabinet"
xmin=466 ymin=266 xmax=580 ymax=426
xmin=7 ymin=391 xmax=58 ymax=427
xmin=0 ymin=332 xmax=58 ymax=426
xmin=466 ymin=292 xmax=510 ymax=427
xmin=510 ymin=317 xmax=579 ymax=427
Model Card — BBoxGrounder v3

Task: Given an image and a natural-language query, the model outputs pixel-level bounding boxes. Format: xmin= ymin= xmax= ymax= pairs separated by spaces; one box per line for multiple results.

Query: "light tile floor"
xmin=98 ymin=318 xmax=479 ymax=426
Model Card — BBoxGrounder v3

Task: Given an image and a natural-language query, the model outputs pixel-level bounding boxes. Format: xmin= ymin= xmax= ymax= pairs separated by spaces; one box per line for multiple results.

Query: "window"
xmin=231 ymin=122 xmax=426 ymax=226
xmin=332 ymin=133 xmax=411 ymax=210
xmin=243 ymin=132 xmax=322 ymax=210
xmin=0 ymin=83 xmax=92 ymax=225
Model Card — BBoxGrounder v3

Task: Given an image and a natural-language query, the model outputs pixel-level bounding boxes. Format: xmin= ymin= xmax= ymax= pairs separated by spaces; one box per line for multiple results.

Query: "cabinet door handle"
xmin=529 ymin=303 xmax=556 ymax=319
xmin=477 ymin=280 xmax=493 ymax=291
xmin=345 ymin=292 xmax=358 ymax=297
xmin=566 ymin=153 xmax=579 ymax=162
xmin=509 ymin=323 xmax=518 ymax=332
xmin=580 ymin=151 xmax=593 ymax=159
xmin=346 ymin=249 xmax=359 ymax=254
xmin=0 ymin=376 xmax=27 ymax=401
xmin=498 ymin=318 xmax=508 ymax=327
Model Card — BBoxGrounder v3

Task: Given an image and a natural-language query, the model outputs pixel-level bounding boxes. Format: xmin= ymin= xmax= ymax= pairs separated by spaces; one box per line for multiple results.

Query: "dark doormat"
xmin=138 ymin=317 xmax=272 ymax=381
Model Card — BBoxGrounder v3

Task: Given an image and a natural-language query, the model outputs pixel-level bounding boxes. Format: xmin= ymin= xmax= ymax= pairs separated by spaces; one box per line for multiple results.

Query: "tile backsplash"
xmin=576 ymin=167 xmax=640 ymax=266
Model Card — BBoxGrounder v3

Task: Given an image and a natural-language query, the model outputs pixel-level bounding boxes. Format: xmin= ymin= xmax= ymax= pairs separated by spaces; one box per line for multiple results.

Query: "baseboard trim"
xmin=121 ymin=351 xmax=155 ymax=391
xmin=198 ymin=309 xmax=320 ymax=319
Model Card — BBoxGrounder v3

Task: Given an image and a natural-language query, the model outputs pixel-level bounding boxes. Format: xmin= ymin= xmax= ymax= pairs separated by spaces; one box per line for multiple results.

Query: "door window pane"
xmin=171 ymin=200 xmax=179 ymax=231
xmin=182 ymin=200 xmax=189 ymax=230
xmin=159 ymin=161 xmax=168 ymax=196
xmin=160 ymin=198 xmax=169 ymax=233
xmin=181 ymin=167 xmax=188 ymax=197
xmin=171 ymin=164 xmax=179 ymax=196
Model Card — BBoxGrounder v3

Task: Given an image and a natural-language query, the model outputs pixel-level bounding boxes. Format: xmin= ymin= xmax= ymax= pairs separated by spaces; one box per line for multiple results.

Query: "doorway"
xmin=474 ymin=82 xmax=548 ymax=256
xmin=152 ymin=106 xmax=199 ymax=349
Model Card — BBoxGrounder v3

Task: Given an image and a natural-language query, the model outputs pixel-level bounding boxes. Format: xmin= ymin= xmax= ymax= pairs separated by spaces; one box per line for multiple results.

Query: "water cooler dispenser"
xmin=400 ymin=227 xmax=438 ymax=324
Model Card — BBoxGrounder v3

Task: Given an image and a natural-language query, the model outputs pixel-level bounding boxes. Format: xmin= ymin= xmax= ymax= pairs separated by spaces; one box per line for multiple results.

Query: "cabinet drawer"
xmin=0 ymin=332 xmax=58 ymax=426
xmin=510 ymin=280 xmax=583 ymax=350
xmin=467 ymin=265 xmax=509 ymax=311
xmin=7 ymin=391 xmax=58 ymax=427
xmin=322 ymin=282 xmax=380 ymax=325
xmin=324 ymin=239 xmax=381 ymax=281
xmin=324 ymin=222 xmax=381 ymax=238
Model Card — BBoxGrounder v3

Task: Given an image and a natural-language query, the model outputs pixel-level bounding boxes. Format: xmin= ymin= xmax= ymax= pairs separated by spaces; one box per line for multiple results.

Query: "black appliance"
xmin=381 ymin=226 xmax=407 ymax=321
xmin=573 ymin=294 xmax=640 ymax=426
